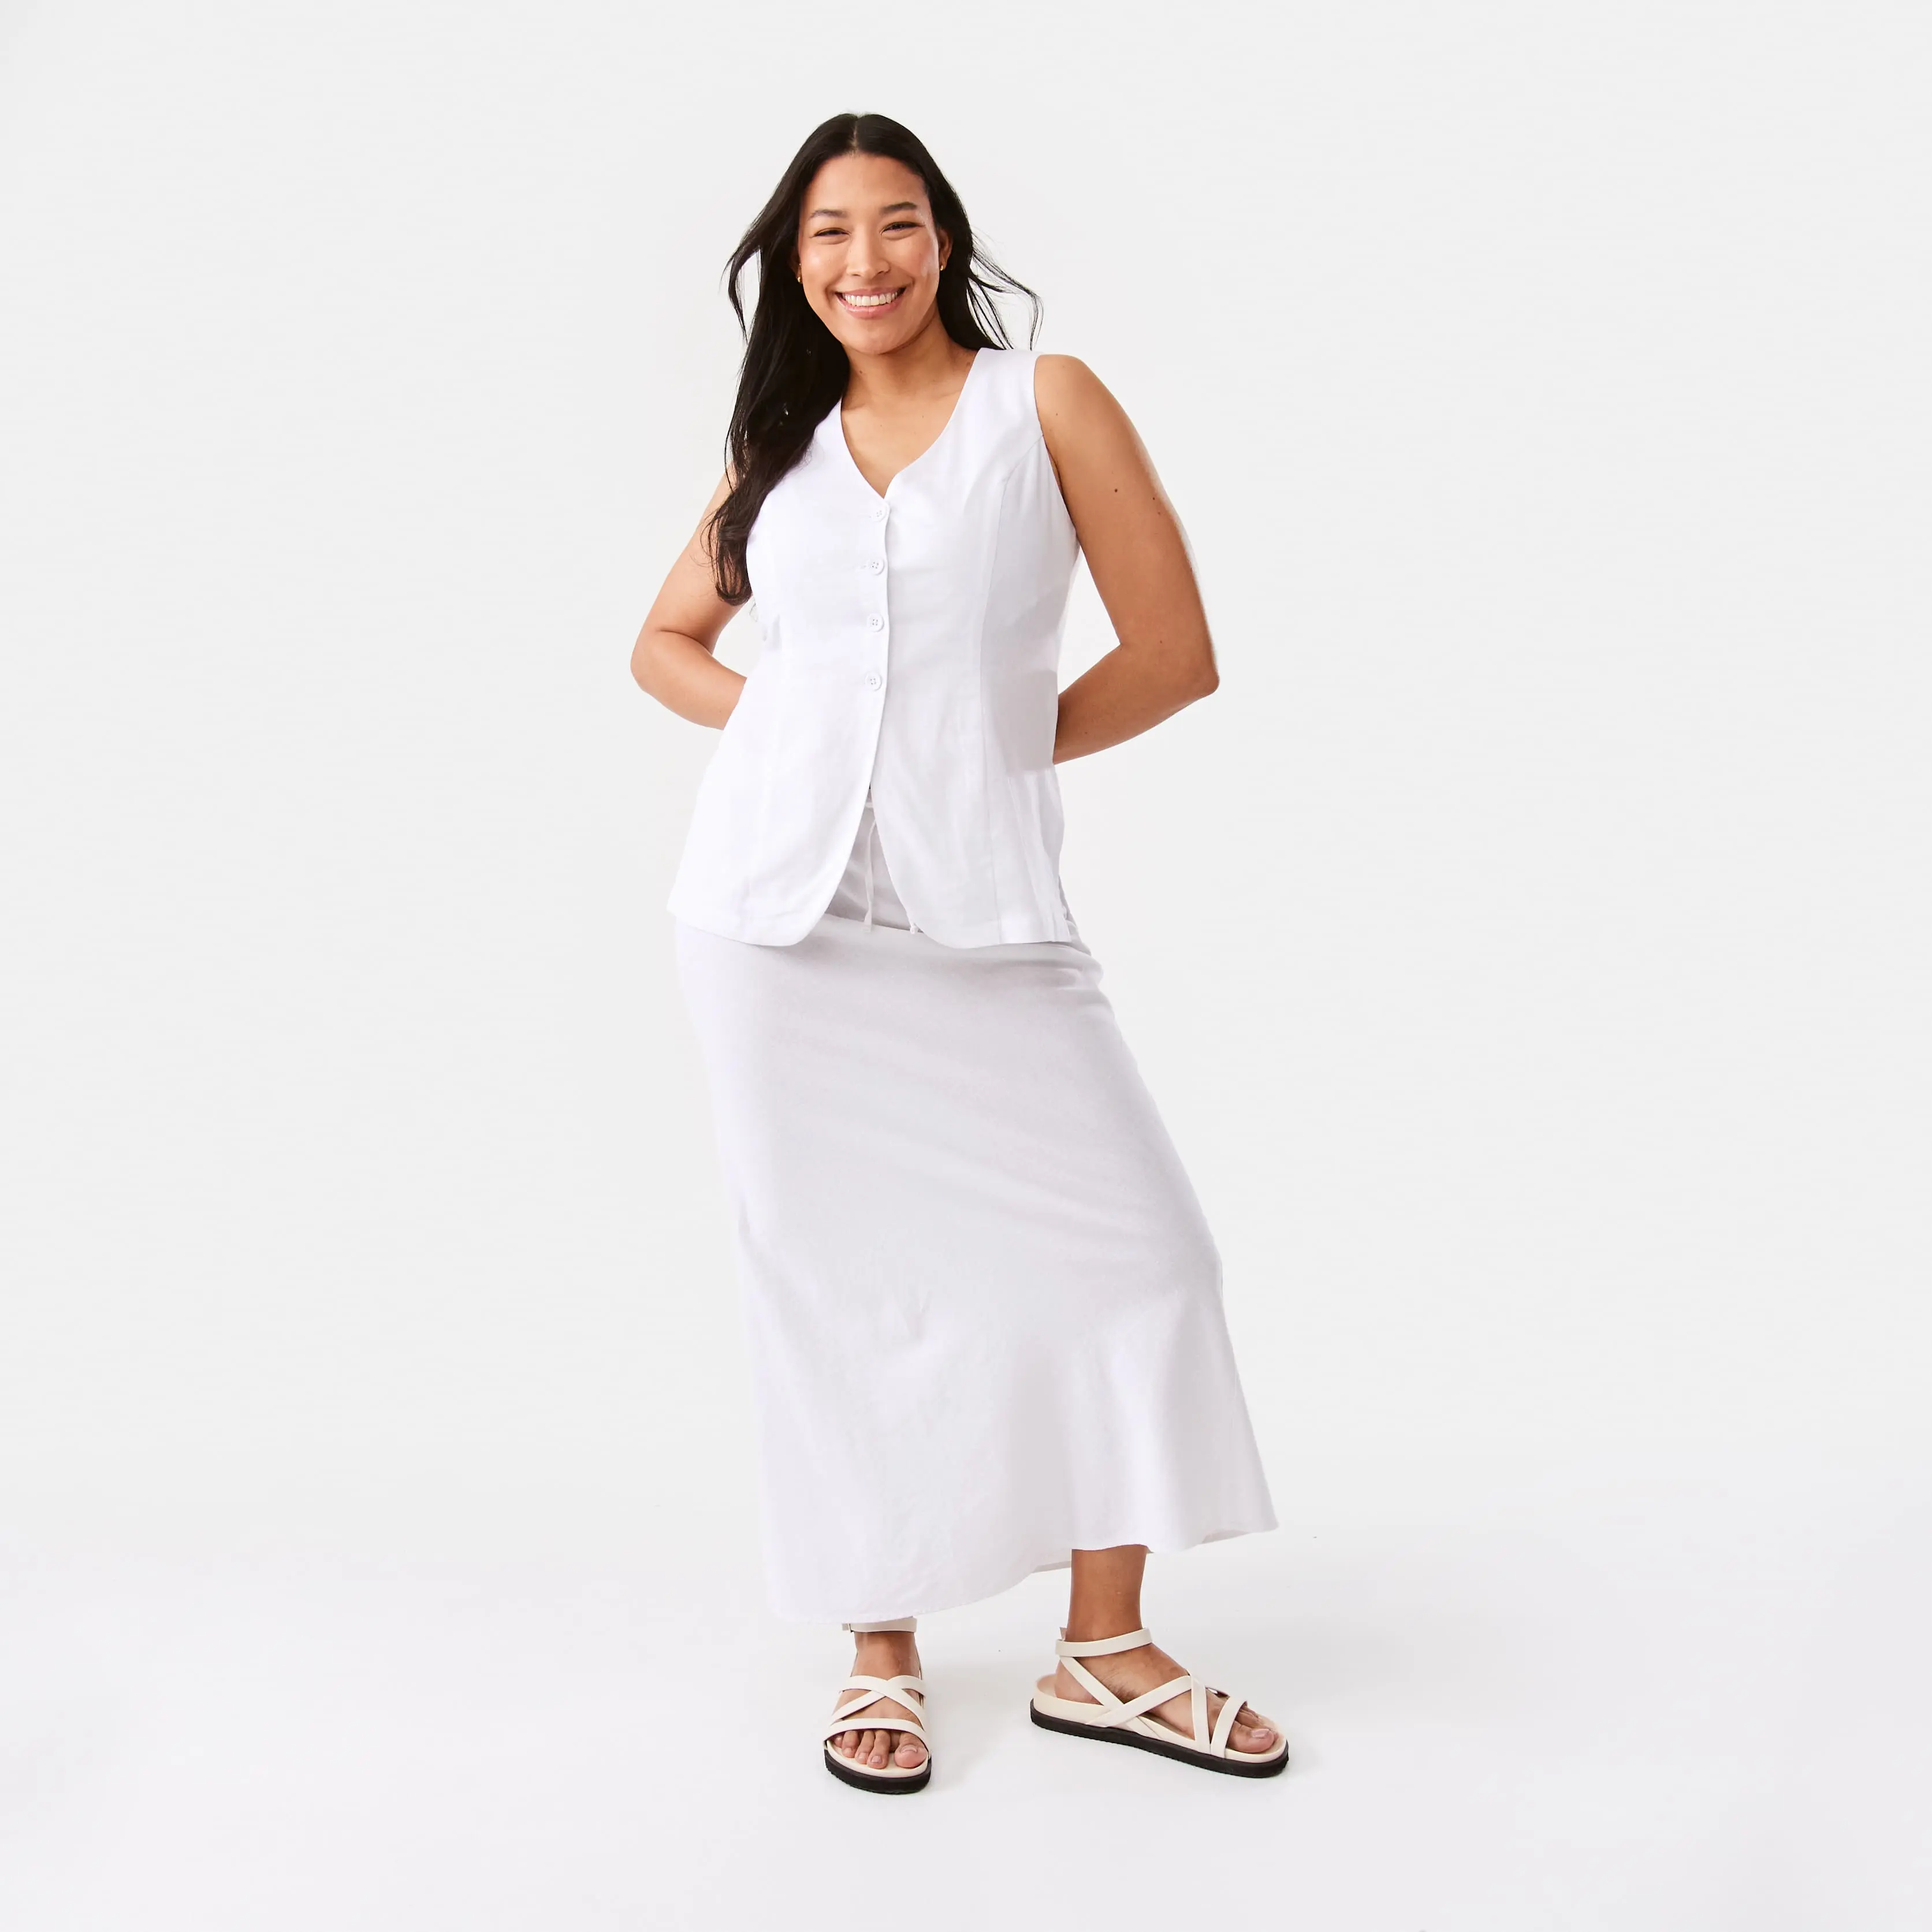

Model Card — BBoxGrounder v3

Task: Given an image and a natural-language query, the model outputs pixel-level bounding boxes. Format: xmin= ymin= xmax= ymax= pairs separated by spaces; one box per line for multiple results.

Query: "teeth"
xmin=840 ymin=291 xmax=900 ymax=308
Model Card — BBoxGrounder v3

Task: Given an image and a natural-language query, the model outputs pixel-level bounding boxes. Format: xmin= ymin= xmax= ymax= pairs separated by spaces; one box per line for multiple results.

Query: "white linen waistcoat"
xmin=666 ymin=347 xmax=1082 ymax=949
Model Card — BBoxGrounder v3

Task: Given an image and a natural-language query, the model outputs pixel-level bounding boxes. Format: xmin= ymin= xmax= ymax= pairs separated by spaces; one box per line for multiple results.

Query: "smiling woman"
xmin=631 ymin=111 xmax=1282 ymax=1798
xmin=702 ymin=117 xmax=1039 ymax=605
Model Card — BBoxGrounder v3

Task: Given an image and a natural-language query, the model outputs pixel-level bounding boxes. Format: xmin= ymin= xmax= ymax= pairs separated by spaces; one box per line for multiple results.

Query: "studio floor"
xmin=3 ymin=1448 xmax=1924 ymax=1931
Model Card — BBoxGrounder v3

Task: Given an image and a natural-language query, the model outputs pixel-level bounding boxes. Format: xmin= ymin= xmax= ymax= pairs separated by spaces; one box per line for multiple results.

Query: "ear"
xmin=937 ymin=228 xmax=953 ymax=272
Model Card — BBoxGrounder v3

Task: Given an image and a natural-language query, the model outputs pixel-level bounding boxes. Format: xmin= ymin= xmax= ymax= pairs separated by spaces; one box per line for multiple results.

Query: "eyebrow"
xmin=805 ymin=202 xmax=922 ymax=220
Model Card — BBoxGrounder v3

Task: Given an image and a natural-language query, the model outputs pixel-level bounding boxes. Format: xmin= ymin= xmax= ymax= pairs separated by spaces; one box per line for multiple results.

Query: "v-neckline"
xmin=834 ymin=349 xmax=986 ymax=502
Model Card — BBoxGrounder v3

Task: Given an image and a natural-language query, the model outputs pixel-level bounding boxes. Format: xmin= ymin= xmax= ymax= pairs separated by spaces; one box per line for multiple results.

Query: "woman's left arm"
xmin=1035 ymin=355 xmax=1219 ymax=764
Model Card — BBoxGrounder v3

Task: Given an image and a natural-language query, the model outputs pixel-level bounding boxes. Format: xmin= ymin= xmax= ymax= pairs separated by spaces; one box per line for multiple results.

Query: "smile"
xmin=835 ymin=288 xmax=906 ymax=314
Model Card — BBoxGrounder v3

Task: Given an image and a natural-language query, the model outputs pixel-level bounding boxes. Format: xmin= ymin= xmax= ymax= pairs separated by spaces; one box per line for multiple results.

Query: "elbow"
xmin=1178 ymin=628 xmax=1220 ymax=703
xmin=630 ymin=630 xmax=661 ymax=698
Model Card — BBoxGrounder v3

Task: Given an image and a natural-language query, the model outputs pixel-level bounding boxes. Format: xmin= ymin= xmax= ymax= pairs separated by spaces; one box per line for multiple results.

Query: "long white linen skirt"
xmin=673 ymin=802 xmax=1276 ymax=1624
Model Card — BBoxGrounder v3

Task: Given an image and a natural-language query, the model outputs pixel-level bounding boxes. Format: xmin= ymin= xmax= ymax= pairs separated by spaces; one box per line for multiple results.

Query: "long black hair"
xmin=704 ymin=113 xmax=1040 ymax=604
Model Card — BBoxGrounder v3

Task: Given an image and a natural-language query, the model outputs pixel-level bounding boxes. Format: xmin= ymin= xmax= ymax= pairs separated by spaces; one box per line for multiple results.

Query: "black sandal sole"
xmin=1029 ymin=1704 xmax=1289 ymax=1778
xmin=823 ymin=1746 xmax=932 ymax=1794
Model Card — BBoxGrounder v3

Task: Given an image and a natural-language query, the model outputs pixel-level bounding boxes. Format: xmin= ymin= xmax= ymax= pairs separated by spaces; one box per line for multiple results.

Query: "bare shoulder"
xmin=1033 ymin=353 xmax=1123 ymax=424
xmin=1033 ymin=353 xmax=1145 ymax=478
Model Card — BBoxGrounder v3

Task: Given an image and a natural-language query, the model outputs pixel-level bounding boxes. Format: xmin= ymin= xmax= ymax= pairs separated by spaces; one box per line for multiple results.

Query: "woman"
xmin=632 ymin=112 xmax=1284 ymax=1791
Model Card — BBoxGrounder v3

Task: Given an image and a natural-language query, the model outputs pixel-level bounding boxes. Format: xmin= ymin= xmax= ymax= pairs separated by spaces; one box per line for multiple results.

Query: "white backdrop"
xmin=3 ymin=3 xmax=1928 ymax=1927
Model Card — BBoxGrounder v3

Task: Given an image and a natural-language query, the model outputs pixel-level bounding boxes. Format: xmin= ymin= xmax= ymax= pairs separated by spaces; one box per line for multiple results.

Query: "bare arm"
xmin=630 ymin=472 xmax=748 ymax=728
xmin=1034 ymin=356 xmax=1219 ymax=763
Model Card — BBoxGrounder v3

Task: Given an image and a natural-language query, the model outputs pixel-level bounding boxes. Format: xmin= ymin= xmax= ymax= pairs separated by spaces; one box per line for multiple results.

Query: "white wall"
xmin=2 ymin=0 xmax=1926 ymax=1562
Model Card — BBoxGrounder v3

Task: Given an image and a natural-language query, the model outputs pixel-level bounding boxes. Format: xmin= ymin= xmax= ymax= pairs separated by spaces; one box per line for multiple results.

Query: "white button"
xmin=867 ymin=558 xmax=884 ymax=574
xmin=866 ymin=672 xmax=883 ymax=689
xmin=867 ymin=614 xmax=884 ymax=630
xmin=872 ymin=503 xmax=888 ymax=521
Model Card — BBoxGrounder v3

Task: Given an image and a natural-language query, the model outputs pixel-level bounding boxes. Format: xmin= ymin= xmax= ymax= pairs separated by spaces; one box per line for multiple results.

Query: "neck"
xmin=842 ymin=311 xmax=977 ymax=410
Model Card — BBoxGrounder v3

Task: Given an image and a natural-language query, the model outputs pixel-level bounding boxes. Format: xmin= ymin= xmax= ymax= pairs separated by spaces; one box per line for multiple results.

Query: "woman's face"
xmin=794 ymin=152 xmax=950 ymax=356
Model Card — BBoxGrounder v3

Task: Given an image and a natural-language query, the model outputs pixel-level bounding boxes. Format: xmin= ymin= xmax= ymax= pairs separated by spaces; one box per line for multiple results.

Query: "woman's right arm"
xmin=630 ymin=472 xmax=747 ymax=729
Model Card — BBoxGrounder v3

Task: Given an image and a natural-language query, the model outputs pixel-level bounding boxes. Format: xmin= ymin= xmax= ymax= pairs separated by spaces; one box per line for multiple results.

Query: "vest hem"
xmin=668 ymin=894 xmax=1077 ymax=952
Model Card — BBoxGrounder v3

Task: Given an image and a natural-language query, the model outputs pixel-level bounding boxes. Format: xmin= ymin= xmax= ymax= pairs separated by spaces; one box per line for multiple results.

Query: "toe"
xmin=1231 ymin=1706 xmax=1276 ymax=1749
xmin=866 ymin=1729 xmax=889 ymax=1767
xmin=895 ymin=1734 xmax=926 ymax=1768
xmin=834 ymin=1728 xmax=858 ymax=1758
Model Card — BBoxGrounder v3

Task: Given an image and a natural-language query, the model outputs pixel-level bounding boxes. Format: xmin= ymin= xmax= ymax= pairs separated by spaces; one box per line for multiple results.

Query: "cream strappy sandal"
xmin=1029 ymin=1626 xmax=1288 ymax=1778
xmin=823 ymin=1619 xmax=932 ymax=1794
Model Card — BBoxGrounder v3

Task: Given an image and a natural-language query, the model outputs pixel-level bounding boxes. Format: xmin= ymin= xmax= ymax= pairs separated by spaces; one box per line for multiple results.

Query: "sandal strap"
xmin=1107 ymin=1676 xmax=1199 ymax=1727
xmin=1053 ymin=1634 xmax=1252 ymax=1756
xmin=1058 ymin=1648 xmax=1195 ymax=1725
xmin=836 ymin=1673 xmax=925 ymax=1702
xmin=824 ymin=1708 xmax=929 ymax=1744
xmin=1209 ymin=1689 xmax=1247 ymax=1754
xmin=824 ymin=1707 xmax=929 ymax=1743
xmin=827 ymin=1673 xmax=929 ymax=1743
xmin=1055 ymin=1626 xmax=1153 ymax=1659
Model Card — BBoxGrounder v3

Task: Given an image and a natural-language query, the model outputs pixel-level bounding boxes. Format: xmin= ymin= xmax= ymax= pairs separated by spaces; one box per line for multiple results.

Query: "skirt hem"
xmin=771 ymin=1511 xmax=1280 ymax=1628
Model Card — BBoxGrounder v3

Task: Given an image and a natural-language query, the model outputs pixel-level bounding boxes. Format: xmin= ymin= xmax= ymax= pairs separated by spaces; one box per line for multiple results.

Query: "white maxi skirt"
xmin=673 ymin=799 xmax=1276 ymax=1624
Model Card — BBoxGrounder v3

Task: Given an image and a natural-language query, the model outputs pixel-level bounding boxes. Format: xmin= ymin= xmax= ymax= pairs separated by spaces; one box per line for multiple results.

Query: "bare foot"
xmin=1036 ymin=1637 xmax=1278 ymax=1754
xmin=829 ymin=1631 xmax=928 ymax=1772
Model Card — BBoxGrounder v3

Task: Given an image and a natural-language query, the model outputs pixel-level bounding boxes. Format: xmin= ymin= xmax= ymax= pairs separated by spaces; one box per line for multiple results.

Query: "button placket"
xmin=865 ymin=501 xmax=890 ymax=694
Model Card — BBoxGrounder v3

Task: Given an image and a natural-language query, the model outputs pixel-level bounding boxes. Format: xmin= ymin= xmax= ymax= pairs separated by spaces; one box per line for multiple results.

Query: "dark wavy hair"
xmin=703 ymin=113 xmax=1041 ymax=604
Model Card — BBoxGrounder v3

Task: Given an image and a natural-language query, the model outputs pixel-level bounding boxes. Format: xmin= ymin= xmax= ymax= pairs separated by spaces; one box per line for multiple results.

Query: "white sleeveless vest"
xmin=667 ymin=347 xmax=1082 ymax=949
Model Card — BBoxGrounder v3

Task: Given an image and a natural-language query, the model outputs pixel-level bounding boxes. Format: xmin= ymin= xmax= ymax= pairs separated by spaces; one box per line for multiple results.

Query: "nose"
xmin=846 ymin=227 xmax=890 ymax=282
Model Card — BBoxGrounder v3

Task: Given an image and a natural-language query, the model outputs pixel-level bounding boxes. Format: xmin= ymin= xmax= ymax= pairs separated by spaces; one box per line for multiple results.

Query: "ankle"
xmin=1062 ymin=1613 xmax=1145 ymax=1644
xmin=852 ymin=1633 xmax=918 ymax=1670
